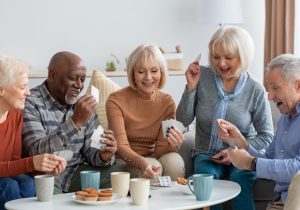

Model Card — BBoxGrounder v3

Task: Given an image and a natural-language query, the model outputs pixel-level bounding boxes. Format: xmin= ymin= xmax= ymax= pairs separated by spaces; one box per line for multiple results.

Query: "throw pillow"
xmin=86 ymin=70 xmax=121 ymax=129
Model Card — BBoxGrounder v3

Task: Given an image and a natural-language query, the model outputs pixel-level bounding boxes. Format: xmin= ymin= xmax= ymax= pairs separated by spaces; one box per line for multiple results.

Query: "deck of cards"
xmin=161 ymin=119 xmax=186 ymax=138
xmin=90 ymin=125 xmax=106 ymax=150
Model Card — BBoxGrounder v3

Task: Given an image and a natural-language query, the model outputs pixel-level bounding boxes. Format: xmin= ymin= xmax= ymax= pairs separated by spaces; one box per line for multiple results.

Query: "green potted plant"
xmin=106 ymin=54 xmax=119 ymax=71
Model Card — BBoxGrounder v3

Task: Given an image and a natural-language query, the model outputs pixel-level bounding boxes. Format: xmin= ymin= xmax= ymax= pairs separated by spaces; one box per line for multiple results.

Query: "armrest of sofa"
xmin=177 ymin=129 xmax=195 ymax=178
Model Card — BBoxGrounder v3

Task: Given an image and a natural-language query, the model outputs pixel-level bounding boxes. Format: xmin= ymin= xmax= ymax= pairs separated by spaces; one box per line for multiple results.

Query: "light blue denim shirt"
xmin=248 ymin=103 xmax=300 ymax=202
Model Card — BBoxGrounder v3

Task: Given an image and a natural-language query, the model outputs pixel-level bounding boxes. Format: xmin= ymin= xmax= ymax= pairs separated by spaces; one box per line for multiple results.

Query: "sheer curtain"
xmin=264 ymin=0 xmax=295 ymax=85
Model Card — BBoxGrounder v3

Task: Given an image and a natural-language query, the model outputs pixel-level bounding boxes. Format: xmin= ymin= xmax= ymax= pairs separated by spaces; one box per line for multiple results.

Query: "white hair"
xmin=0 ymin=56 xmax=30 ymax=86
xmin=266 ymin=54 xmax=300 ymax=85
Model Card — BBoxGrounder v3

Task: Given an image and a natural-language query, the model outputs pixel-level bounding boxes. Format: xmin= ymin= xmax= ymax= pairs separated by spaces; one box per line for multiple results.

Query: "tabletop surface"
xmin=5 ymin=180 xmax=241 ymax=210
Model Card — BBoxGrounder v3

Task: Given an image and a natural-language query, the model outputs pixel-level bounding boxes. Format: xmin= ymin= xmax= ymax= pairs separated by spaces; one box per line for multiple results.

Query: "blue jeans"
xmin=0 ymin=174 xmax=35 ymax=210
xmin=194 ymin=154 xmax=256 ymax=210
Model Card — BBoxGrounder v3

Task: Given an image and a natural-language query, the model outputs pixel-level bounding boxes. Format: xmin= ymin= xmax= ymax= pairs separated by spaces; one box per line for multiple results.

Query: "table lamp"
xmin=198 ymin=0 xmax=244 ymax=26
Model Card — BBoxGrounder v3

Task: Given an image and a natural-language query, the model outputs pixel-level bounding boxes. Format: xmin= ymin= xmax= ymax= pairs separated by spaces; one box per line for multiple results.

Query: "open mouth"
xmin=276 ymin=102 xmax=283 ymax=108
xmin=69 ymin=90 xmax=80 ymax=97
xmin=220 ymin=68 xmax=230 ymax=74
xmin=65 ymin=89 xmax=81 ymax=105
xmin=142 ymin=82 xmax=155 ymax=87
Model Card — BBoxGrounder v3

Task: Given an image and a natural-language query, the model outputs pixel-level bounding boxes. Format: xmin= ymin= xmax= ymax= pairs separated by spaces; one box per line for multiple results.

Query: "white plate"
xmin=72 ymin=193 xmax=122 ymax=205
xmin=174 ymin=182 xmax=193 ymax=195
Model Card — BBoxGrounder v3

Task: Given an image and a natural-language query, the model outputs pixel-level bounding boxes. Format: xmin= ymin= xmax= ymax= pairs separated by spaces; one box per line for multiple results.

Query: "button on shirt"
xmin=22 ymin=81 xmax=111 ymax=192
xmin=248 ymin=103 xmax=300 ymax=202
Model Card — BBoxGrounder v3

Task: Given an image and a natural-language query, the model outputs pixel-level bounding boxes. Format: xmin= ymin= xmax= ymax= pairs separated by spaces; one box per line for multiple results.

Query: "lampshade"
xmin=198 ymin=0 xmax=244 ymax=26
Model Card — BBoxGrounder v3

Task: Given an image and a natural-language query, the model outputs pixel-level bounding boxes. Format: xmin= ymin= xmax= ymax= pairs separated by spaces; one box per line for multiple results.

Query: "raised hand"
xmin=99 ymin=130 xmax=117 ymax=163
xmin=166 ymin=127 xmax=184 ymax=148
xmin=216 ymin=119 xmax=249 ymax=149
xmin=72 ymin=95 xmax=97 ymax=128
xmin=33 ymin=153 xmax=67 ymax=175
xmin=185 ymin=61 xmax=201 ymax=91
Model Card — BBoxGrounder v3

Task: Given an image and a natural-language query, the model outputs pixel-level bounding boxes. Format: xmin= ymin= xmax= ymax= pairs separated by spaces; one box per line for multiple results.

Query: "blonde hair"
xmin=0 ymin=56 xmax=30 ymax=86
xmin=127 ymin=44 xmax=168 ymax=90
xmin=208 ymin=25 xmax=255 ymax=73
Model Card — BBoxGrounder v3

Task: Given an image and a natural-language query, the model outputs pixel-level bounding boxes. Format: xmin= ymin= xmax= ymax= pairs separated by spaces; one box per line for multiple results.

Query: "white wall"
xmin=0 ymin=0 xmax=265 ymax=83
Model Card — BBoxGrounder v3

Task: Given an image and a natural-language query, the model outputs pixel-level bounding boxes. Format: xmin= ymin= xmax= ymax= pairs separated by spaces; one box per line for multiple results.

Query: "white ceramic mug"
xmin=34 ymin=175 xmax=54 ymax=202
xmin=111 ymin=172 xmax=130 ymax=197
xmin=130 ymin=178 xmax=150 ymax=205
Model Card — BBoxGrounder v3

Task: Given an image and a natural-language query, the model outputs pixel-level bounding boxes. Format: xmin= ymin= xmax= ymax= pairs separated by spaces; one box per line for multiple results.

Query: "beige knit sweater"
xmin=106 ymin=86 xmax=178 ymax=171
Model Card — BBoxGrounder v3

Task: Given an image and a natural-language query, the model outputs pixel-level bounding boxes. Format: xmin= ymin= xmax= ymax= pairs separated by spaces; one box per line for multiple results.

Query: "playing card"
xmin=227 ymin=140 xmax=236 ymax=148
xmin=90 ymin=125 xmax=105 ymax=150
xmin=161 ymin=119 xmax=186 ymax=138
xmin=91 ymin=85 xmax=99 ymax=104
xmin=162 ymin=120 xmax=171 ymax=138
xmin=158 ymin=176 xmax=172 ymax=187
xmin=195 ymin=53 xmax=201 ymax=62
xmin=53 ymin=150 xmax=73 ymax=161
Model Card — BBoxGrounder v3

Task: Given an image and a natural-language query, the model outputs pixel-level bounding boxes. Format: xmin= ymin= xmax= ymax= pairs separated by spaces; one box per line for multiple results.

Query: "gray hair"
xmin=208 ymin=25 xmax=255 ymax=73
xmin=0 ymin=56 xmax=30 ymax=87
xmin=127 ymin=43 xmax=168 ymax=90
xmin=266 ymin=54 xmax=300 ymax=85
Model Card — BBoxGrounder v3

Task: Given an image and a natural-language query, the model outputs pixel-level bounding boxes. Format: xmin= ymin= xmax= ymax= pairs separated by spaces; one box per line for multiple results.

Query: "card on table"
xmin=91 ymin=85 xmax=100 ymax=104
xmin=53 ymin=150 xmax=73 ymax=161
xmin=158 ymin=176 xmax=172 ymax=187
xmin=161 ymin=119 xmax=186 ymax=138
xmin=90 ymin=125 xmax=105 ymax=150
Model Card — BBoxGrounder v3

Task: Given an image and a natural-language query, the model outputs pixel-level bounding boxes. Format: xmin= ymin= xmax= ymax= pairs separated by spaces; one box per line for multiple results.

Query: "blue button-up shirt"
xmin=248 ymin=103 xmax=300 ymax=202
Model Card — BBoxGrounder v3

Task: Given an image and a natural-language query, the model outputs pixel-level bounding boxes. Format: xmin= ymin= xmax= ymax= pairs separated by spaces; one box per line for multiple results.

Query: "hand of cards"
xmin=53 ymin=150 xmax=73 ymax=161
xmin=90 ymin=125 xmax=106 ymax=150
xmin=161 ymin=119 xmax=186 ymax=138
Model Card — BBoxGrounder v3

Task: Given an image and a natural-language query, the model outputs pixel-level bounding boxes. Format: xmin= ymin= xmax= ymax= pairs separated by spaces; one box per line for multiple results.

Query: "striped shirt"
xmin=22 ymin=81 xmax=110 ymax=192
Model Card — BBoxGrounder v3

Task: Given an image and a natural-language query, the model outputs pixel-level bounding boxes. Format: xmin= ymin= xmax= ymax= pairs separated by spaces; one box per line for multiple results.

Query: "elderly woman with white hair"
xmin=0 ymin=57 xmax=66 ymax=210
xmin=176 ymin=26 xmax=274 ymax=210
xmin=106 ymin=44 xmax=185 ymax=181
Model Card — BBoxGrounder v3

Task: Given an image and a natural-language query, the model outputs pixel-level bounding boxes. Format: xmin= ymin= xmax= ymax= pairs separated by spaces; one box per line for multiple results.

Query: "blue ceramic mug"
xmin=188 ymin=174 xmax=213 ymax=201
xmin=80 ymin=171 xmax=100 ymax=191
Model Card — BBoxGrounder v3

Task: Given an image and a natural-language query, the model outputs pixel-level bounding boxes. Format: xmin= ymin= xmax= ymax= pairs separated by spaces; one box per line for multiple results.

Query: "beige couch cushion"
xmin=86 ymin=70 xmax=121 ymax=129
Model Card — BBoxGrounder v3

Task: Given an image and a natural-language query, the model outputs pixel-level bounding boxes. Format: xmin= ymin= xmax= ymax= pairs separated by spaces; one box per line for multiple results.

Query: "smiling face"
xmin=0 ymin=72 xmax=30 ymax=110
xmin=211 ymin=49 xmax=242 ymax=81
xmin=133 ymin=58 xmax=161 ymax=97
xmin=47 ymin=52 xmax=86 ymax=107
xmin=266 ymin=67 xmax=300 ymax=117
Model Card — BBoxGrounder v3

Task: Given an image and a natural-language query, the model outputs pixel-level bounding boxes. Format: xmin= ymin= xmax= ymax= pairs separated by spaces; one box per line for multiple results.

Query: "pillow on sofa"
xmin=86 ymin=70 xmax=121 ymax=129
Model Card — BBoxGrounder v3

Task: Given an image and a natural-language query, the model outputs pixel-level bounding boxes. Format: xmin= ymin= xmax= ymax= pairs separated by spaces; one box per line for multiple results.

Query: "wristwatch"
xmin=251 ymin=157 xmax=257 ymax=171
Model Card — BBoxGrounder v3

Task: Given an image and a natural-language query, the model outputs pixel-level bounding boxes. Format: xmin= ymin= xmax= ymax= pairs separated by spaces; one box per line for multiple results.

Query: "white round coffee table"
xmin=5 ymin=179 xmax=240 ymax=210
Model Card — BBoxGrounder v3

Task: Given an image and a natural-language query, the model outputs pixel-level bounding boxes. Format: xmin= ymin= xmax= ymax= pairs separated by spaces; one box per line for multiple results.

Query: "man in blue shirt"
xmin=213 ymin=54 xmax=300 ymax=210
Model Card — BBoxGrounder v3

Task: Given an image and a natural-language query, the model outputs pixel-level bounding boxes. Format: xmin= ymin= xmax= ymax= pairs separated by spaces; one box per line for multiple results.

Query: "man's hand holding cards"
xmin=90 ymin=125 xmax=106 ymax=150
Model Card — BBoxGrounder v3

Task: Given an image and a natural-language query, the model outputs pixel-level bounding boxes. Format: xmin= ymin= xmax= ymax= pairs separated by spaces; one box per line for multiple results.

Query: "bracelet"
xmin=251 ymin=157 xmax=257 ymax=171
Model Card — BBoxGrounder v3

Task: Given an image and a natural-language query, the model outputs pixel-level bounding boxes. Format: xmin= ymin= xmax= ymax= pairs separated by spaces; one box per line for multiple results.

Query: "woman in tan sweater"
xmin=106 ymin=44 xmax=185 ymax=180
